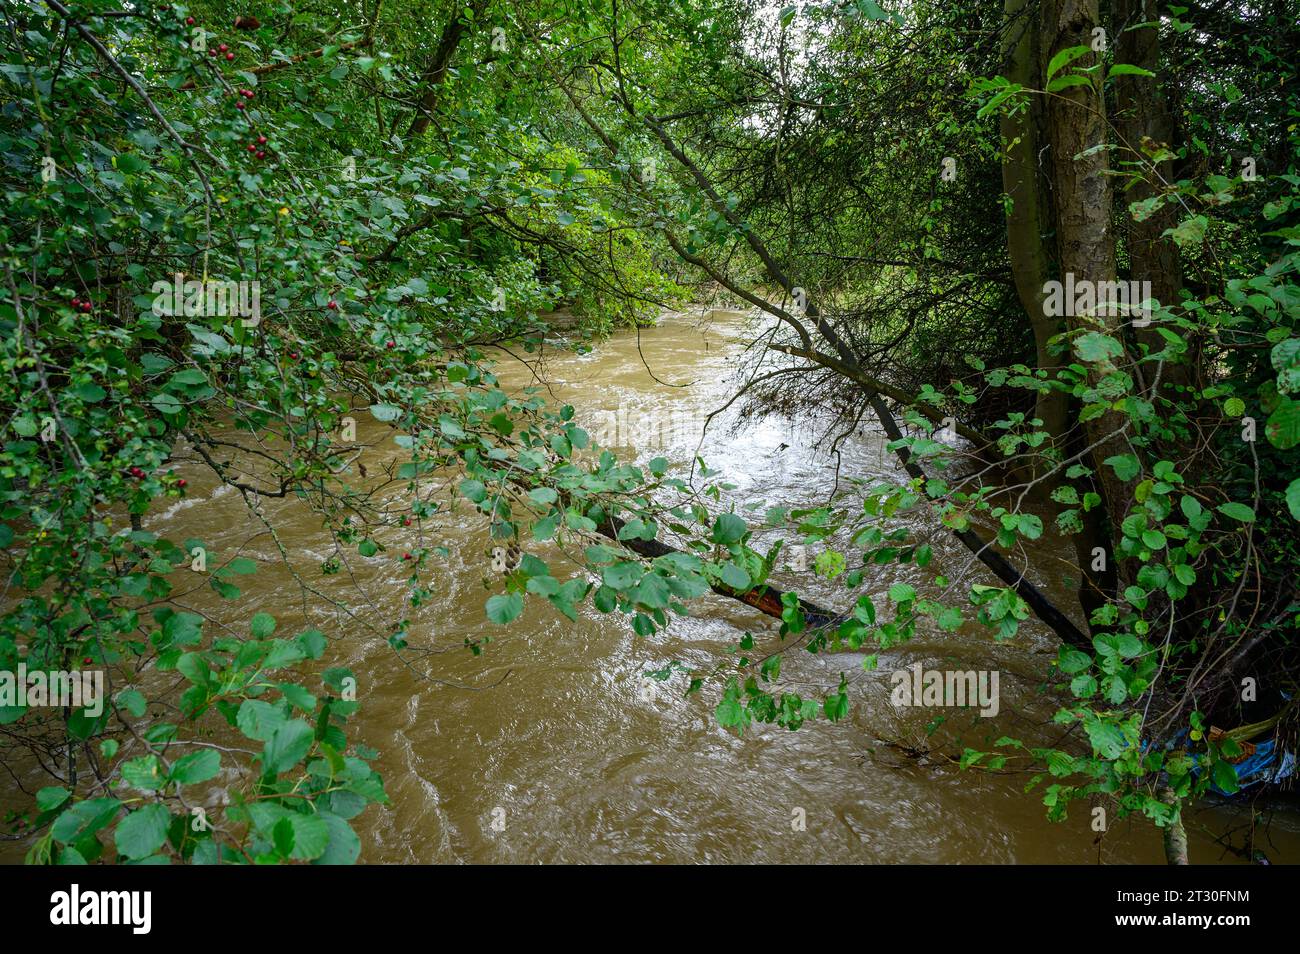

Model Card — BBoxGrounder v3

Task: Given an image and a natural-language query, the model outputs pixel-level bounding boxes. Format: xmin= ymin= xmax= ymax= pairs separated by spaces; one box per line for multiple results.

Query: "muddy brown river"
xmin=5 ymin=306 xmax=1295 ymax=863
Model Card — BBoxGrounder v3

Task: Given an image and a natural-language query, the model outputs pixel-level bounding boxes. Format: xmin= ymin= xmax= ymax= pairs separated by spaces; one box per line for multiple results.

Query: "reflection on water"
xmin=4 ymin=307 xmax=1294 ymax=864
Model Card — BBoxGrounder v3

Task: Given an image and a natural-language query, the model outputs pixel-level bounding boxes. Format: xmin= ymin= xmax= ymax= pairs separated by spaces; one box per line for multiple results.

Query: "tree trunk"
xmin=1041 ymin=0 xmax=1137 ymax=593
xmin=1113 ymin=0 xmax=1191 ymax=393
xmin=1001 ymin=0 xmax=1116 ymax=623
xmin=1001 ymin=0 xmax=1069 ymax=443
xmin=1160 ymin=786 xmax=1190 ymax=864
xmin=407 ymin=0 xmax=487 ymax=136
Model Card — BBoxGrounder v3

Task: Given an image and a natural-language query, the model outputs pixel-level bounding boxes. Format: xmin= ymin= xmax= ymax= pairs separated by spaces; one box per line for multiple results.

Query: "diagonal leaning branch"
xmin=533 ymin=35 xmax=1093 ymax=652
xmin=638 ymin=113 xmax=1092 ymax=651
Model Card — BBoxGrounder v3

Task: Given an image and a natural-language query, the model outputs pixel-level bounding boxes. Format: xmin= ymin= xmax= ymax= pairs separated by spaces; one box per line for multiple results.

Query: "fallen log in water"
xmin=593 ymin=514 xmax=843 ymax=630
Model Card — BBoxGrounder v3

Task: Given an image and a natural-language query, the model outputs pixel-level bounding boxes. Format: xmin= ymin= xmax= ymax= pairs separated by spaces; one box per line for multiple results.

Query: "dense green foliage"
xmin=1 ymin=0 xmax=1297 ymax=863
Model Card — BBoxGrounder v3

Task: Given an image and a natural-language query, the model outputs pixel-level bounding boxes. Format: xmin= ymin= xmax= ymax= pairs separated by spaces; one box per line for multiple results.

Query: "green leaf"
xmin=632 ymin=572 xmax=673 ymax=607
xmin=888 ymin=582 xmax=916 ymax=603
xmin=1070 ymin=674 xmax=1098 ymax=697
xmin=237 ymin=699 xmax=287 ymax=742
xmin=527 ymin=487 xmax=558 ymax=506
xmin=1286 ymin=479 xmax=1300 ymax=521
xmin=1165 ymin=214 xmax=1208 ymax=248
xmin=1216 ymin=502 xmax=1255 ymax=523
xmin=37 ymin=787 xmax=71 ymax=811
xmin=1107 ymin=63 xmax=1156 ymax=79
xmin=273 ymin=817 xmax=295 ymax=857
xmin=1084 ymin=721 xmax=1126 ymax=759
xmin=283 ymin=813 xmax=330 ymax=860
xmin=593 ymin=585 xmax=618 ymax=613
xmin=720 ymin=562 xmax=751 ymax=591
xmin=170 ymin=749 xmax=220 ymax=784
xmin=1046 ymin=44 xmax=1091 ymax=80
xmin=711 ymin=513 xmax=747 ymax=544
xmin=1141 ymin=529 xmax=1166 ymax=549
xmin=114 ymin=804 xmax=171 ymax=859
xmin=1074 ymin=332 xmax=1123 ymax=362
xmin=1211 ymin=757 xmax=1240 ymax=795
xmin=823 ymin=689 xmax=849 ymax=722
xmin=602 ymin=562 xmax=643 ymax=590
xmin=1103 ymin=454 xmax=1140 ymax=481
xmin=117 ymin=689 xmax=148 ymax=718
xmin=51 ymin=798 xmax=120 ymax=844
xmin=297 ymin=629 xmax=328 ymax=659
xmin=314 ymin=811 xmax=361 ymax=865
xmin=1266 ymin=398 xmax=1300 ymax=449
xmin=226 ymin=557 xmax=258 ymax=575
xmin=120 ymin=755 xmax=166 ymax=790
xmin=74 ymin=382 xmax=107 ymax=402
xmin=486 ymin=592 xmax=524 ymax=624
xmin=1058 ymin=649 xmax=1092 ymax=674
xmin=169 ymin=368 xmax=207 ymax=387
xmin=1047 ymin=72 xmax=1095 ymax=93
xmin=262 ymin=719 xmax=314 ymax=774
xmin=1016 ymin=514 xmax=1044 ymax=540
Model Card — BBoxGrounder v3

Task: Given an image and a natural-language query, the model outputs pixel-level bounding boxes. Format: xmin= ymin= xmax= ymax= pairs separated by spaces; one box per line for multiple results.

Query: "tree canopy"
xmin=1 ymin=0 xmax=1297 ymax=864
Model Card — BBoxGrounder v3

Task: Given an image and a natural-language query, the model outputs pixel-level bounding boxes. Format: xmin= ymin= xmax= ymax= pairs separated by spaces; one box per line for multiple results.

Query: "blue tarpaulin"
xmin=1162 ymin=730 xmax=1297 ymax=796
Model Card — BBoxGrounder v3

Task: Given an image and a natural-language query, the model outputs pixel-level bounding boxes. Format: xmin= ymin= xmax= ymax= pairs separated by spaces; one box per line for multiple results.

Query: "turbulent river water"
xmin=7 ymin=306 xmax=1296 ymax=864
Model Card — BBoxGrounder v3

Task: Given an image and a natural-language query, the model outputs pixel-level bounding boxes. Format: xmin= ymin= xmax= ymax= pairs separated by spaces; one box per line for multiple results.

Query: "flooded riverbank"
xmin=4 ymin=306 xmax=1294 ymax=864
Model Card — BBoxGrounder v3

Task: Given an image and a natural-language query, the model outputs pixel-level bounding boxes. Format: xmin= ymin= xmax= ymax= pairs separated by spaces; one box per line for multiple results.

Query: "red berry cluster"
xmin=246 ymin=132 xmax=268 ymax=160
xmin=70 ymin=297 xmax=93 ymax=313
